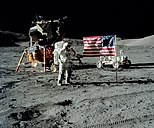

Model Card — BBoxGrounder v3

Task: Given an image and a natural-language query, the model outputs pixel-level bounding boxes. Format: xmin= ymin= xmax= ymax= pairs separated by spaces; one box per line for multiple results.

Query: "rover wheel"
xmin=96 ymin=61 xmax=102 ymax=68
xmin=112 ymin=61 xmax=119 ymax=69
xmin=123 ymin=60 xmax=131 ymax=68
xmin=128 ymin=60 xmax=131 ymax=65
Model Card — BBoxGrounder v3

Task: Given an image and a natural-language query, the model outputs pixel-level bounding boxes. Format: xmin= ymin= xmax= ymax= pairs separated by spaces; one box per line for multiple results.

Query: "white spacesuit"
xmin=57 ymin=42 xmax=75 ymax=85
xmin=53 ymin=40 xmax=65 ymax=65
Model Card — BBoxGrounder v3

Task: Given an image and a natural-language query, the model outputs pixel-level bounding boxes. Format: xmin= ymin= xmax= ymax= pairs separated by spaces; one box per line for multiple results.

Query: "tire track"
xmin=83 ymin=114 xmax=154 ymax=128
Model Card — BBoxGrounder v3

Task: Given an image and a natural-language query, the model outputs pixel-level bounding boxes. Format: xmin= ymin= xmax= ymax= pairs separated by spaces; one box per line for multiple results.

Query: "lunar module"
xmin=16 ymin=16 xmax=68 ymax=72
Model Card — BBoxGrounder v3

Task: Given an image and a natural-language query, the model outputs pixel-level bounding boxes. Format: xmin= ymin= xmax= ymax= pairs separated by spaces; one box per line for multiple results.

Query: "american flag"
xmin=83 ymin=35 xmax=116 ymax=56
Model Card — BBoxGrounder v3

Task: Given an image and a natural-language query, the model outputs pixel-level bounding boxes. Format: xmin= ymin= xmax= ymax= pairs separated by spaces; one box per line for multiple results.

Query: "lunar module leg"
xmin=16 ymin=47 xmax=46 ymax=72
xmin=16 ymin=51 xmax=25 ymax=72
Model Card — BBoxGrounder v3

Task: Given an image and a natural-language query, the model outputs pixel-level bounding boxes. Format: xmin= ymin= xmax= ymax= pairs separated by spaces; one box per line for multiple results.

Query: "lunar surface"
xmin=0 ymin=34 xmax=154 ymax=128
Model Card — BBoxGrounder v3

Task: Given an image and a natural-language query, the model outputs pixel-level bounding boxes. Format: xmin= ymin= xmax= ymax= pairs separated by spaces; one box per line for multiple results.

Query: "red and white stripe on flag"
xmin=83 ymin=35 xmax=116 ymax=56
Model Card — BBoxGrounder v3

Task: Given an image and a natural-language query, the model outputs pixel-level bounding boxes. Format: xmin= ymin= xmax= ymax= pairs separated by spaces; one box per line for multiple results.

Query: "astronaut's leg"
xmin=65 ymin=71 xmax=72 ymax=84
xmin=65 ymin=62 xmax=73 ymax=84
xmin=65 ymin=70 xmax=69 ymax=84
xmin=57 ymin=63 xmax=64 ymax=85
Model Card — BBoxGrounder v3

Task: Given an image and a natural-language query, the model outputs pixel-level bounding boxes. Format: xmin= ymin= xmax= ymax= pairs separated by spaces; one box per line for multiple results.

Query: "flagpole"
xmin=115 ymin=35 xmax=118 ymax=82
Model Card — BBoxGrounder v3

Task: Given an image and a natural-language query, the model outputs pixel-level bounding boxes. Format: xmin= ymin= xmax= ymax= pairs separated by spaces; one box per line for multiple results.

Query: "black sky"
xmin=0 ymin=1 xmax=154 ymax=39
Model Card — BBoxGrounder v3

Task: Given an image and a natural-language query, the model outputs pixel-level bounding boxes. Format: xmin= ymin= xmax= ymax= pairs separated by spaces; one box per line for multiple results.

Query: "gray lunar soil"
xmin=0 ymin=35 xmax=154 ymax=128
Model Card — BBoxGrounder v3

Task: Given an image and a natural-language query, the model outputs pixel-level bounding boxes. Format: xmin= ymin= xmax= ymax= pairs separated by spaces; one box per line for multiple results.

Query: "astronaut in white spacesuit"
xmin=57 ymin=42 xmax=75 ymax=86
xmin=53 ymin=40 xmax=65 ymax=65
